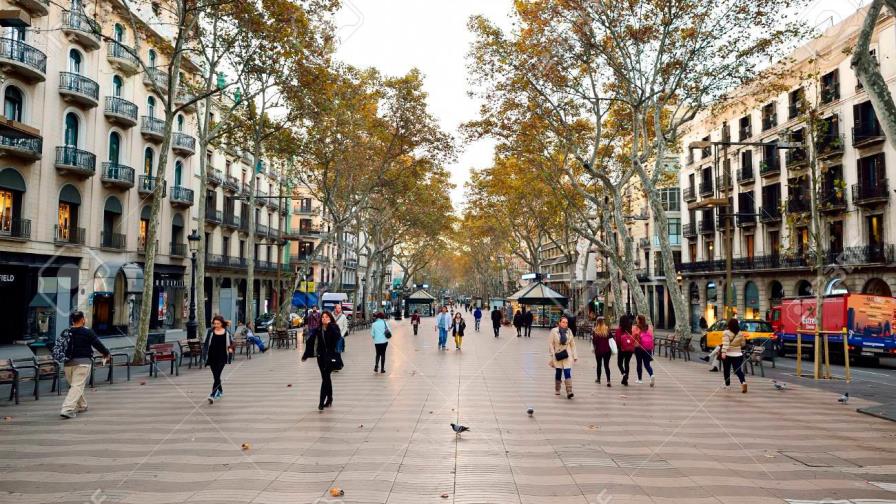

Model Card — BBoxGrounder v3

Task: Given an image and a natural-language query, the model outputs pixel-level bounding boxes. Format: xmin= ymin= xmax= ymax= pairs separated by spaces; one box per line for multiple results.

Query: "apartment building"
xmin=678 ymin=7 xmax=896 ymax=332
xmin=0 ymin=0 xmax=286 ymax=343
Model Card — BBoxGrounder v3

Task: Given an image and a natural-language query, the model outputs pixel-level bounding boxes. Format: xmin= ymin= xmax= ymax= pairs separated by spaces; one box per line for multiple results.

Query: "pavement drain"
xmin=779 ymin=451 xmax=862 ymax=468
xmin=611 ymin=455 xmax=675 ymax=469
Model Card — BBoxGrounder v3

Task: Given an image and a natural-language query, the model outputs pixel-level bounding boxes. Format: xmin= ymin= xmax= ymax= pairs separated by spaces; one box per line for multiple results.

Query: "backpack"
xmin=52 ymin=329 xmax=72 ymax=363
xmin=619 ymin=331 xmax=636 ymax=353
xmin=640 ymin=329 xmax=654 ymax=352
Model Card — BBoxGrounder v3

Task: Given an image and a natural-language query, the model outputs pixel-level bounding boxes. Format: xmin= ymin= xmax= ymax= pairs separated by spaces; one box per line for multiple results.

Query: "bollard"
xmin=796 ymin=332 xmax=802 ymax=377
xmin=813 ymin=331 xmax=820 ymax=380
xmin=842 ymin=327 xmax=850 ymax=383
xmin=823 ymin=334 xmax=831 ymax=379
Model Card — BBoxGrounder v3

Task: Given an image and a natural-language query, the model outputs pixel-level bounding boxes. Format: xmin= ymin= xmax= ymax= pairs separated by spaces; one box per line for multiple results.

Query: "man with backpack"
xmin=57 ymin=311 xmax=110 ymax=419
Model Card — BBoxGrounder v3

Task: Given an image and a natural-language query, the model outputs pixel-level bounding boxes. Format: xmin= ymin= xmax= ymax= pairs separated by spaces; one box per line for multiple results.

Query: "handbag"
xmin=608 ymin=337 xmax=618 ymax=355
xmin=384 ymin=321 xmax=392 ymax=339
xmin=554 ymin=349 xmax=569 ymax=361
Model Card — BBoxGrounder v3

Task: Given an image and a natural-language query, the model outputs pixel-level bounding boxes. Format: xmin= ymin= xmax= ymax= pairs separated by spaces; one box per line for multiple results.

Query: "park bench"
xmin=89 ymin=346 xmax=132 ymax=387
xmin=178 ymin=339 xmax=203 ymax=368
xmin=744 ymin=340 xmax=775 ymax=377
xmin=0 ymin=359 xmax=20 ymax=404
xmin=148 ymin=343 xmax=179 ymax=377
xmin=669 ymin=336 xmax=692 ymax=361
xmin=31 ymin=355 xmax=60 ymax=399
xmin=231 ymin=330 xmax=251 ymax=360
xmin=270 ymin=329 xmax=289 ymax=349
xmin=577 ymin=323 xmax=593 ymax=340
xmin=653 ymin=334 xmax=674 ymax=356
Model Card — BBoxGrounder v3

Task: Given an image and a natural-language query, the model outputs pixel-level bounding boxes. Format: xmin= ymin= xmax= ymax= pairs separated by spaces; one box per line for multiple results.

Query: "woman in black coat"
xmin=513 ymin=310 xmax=524 ymax=337
xmin=302 ymin=310 xmax=342 ymax=411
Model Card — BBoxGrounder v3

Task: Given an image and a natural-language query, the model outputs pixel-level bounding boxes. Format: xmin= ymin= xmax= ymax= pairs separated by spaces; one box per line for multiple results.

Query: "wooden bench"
xmin=148 ymin=343 xmax=179 ymax=377
xmin=231 ymin=331 xmax=251 ymax=360
xmin=178 ymin=339 xmax=203 ymax=368
xmin=32 ymin=355 xmax=60 ymax=399
xmin=269 ymin=329 xmax=289 ymax=349
xmin=669 ymin=336 xmax=692 ymax=361
xmin=0 ymin=359 xmax=20 ymax=404
xmin=88 ymin=347 xmax=132 ymax=387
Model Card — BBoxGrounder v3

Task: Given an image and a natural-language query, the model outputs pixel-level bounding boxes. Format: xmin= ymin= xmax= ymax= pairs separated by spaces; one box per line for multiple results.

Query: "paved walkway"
xmin=1 ymin=320 xmax=896 ymax=504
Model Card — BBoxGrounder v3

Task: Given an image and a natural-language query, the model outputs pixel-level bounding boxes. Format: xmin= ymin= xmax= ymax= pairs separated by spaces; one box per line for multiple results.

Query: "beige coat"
xmin=548 ymin=327 xmax=578 ymax=369
xmin=722 ymin=329 xmax=745 ymax=356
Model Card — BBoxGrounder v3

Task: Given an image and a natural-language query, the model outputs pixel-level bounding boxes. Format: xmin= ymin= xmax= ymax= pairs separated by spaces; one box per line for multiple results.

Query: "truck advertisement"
xmin=772 ymin=294 xmax=896 ymax=360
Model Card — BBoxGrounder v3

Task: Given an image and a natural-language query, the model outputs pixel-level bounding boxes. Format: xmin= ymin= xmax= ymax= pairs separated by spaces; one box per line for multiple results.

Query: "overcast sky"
xmin=334 ymin=0 xmax=868 ymax=212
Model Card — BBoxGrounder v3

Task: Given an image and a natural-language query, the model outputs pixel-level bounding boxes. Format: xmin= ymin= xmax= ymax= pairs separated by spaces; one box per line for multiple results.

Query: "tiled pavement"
xmin=1 ymin=320 xmax=896 ymax=504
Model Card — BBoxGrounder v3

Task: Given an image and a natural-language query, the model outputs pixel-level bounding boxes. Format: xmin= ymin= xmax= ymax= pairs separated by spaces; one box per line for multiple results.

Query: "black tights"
xmin=596 ymin=352 xmax=611 ymax=382
xmin=375 ymin=342 xmax=388 ymax=370
xmin=317 ymin=357 xmax=333 ymax=407
xmin=617 ymin=351 xmax=633 ymax=383
xmin=209 ymin=361 xmax=224 ymax=395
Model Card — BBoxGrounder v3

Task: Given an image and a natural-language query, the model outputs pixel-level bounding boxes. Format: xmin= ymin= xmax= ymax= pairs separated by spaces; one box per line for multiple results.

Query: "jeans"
xmin=247 ymin=335 xmax=266 ymax=352
xmin=209 ymin=361 xmax=225 ymax=396
xmin=438 ymin=327 xmax=448 ymax=348
xmin=61 ymin=364 xmax=91 ymax=414
xmin=618 ymin=351 xmax=633 ymax=383
xmin=554 ymin=368 xmax=572 ymax=380
xmin=723 ymin=354 xmax=746 ymax=385
xmin=474 ymin=319 xmax=480 ymax=331
xmin=374 ymin=342 xmax=388 ymax=370
xmin=493 ymin=324 xmax=500 ymax=337
xmin=596 ymin=352 xmax=611 ymax=382
xmin=635 ymin=348 xmax=653 ymax=379
xmin=525 ymin=325 xmax=532 ymax=337
xmin=413 ymin=324 xmax=419 ymax=335
xmin=317 ymin=356 xmax=333 ymax=407
xmin=515 ymin=326 xmax=522 ymax=337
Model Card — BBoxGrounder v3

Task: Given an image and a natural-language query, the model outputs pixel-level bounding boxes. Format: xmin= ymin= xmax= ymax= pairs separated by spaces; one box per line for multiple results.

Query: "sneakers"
xmin=606 ymin=382 xmax=611 ymax=388
xmin=650 ymin=375 xmax=655 ymax=388
xmin=709 ymin=367 xmax=719 ymax=372
xmin=60 ymin=411 xmax=76 ymax=419
xmin=636 ymin=379 xmax=643 ymax=384
xmin=595 ymin=378 xmax=600 ymax=384
xmin=207 ymin=395 xmax=215 ymax=404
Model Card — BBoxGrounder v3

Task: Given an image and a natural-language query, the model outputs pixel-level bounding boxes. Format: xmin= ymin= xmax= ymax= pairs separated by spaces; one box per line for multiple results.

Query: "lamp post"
xmin=186 ymin=229 xmax=200 ymax=339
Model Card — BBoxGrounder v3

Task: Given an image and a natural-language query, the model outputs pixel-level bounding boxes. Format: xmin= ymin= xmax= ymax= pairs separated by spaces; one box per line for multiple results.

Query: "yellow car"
xmin=700 ymin=319 xmax=776 ymax=351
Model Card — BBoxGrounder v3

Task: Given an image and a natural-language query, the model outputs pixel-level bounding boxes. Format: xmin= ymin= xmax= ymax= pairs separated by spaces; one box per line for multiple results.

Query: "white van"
xmin=321 ymin=292 xmax=349 ymax=313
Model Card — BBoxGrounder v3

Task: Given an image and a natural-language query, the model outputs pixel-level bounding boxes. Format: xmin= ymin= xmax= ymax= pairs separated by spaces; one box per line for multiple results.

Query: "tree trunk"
xmin=610 ymin=192 xmax=651 ymax=320
xmin=853 ymin=0 xmax=896 ymax=152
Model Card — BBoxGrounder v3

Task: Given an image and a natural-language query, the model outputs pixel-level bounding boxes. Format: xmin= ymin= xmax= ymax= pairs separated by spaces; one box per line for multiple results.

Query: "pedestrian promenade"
xmin=1 ymin=320 xmax=895 ymax=504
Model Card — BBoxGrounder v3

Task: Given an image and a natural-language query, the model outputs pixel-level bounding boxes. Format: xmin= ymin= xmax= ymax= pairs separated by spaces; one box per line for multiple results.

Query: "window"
xmin=3 ymin=86 xmax=22 ymax=122
xmin=659 ymin=188 xmax=680 ymax=211
xmin=704 ymin=239 xmax=714 ymax=261
xmin=701 ymin=136 xmax=711 ymax=159
xmin=858 ymin=152 xmax=885 ymax=187
xmin=64 ymin=112 xmax=79 ymax=147
xmin=739 ymin=115 xmax=751 ymax=140
xmin=68 ymin=49 xmax=81 ymax=73
xmin=795 ymin=226 xmax=809 ymax=256
xmin=108 ymin=132 xmax=120 ymax=163
xmin=761 ymin=102 xmax=777 ymax=130
xmin=58 ymin=202 xmax=72 ymax=240
xmin=667 ymin=218 xmax=681 ymax=246
xmin=866 ymin=214 xmax=884 ymax=248
xmin=853 ymin=101 xmax=882 ymax=141
xmin=744 ymin=234 xmax=755 ymax=259
xmin=4 ymin=26 xmax=25 ymax=41
xmin=239 ymin=240 xmax=245 ymax=259
xmin=222 ymin=236 xmax=230 ymax=257
xmin=761 ymin=183 xmax=781 ymax=214
xmin=148 ymin=49 xmax=157 ymax=68
xmin=174 ymin=161 xmax=183 ymax=186
xmin=829 ymin=221 xmax=843 ymax=254
xmin=740 ymin=149 xmax=753 ymax=179
xmin=768 ymin=229 xmax=780 ymax=255
xmin=139 ymin=217 xmax=148 ymax=248
xmin=821 ymin=69 xmax=839 ymax=103
xmin=177 ymin=114 xmax=184 ymax=132
xmin=788 ymin=87 xmax=804 ymax=119
xmin=143 ymin=147 xmax=154 ymax=176
xmin=112 ymin=75 xmax=123 ymax=97
xmin=114 ymin=23 xmax=124 ymax=42
xmin=0 ymin=185 xmax=23 ymax=235
xmin=147 ymin=96 xmax=156 ymax=118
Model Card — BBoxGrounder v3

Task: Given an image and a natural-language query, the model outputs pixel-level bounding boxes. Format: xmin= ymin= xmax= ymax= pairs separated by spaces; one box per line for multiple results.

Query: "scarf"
xmin=559 ymin=328 xmax=568 ymax=345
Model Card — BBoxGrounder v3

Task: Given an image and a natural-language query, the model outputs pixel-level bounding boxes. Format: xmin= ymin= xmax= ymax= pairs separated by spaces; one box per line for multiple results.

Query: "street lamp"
xmin=186 ymin=229 xmax=200 ymax=340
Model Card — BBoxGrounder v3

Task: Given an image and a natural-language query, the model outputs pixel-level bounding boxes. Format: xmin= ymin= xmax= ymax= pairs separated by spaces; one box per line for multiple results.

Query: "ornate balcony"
xmin=10 ymin=0 xmax=49 ymax=16
xmin=54 ymin=146 xmax=95 ymax=178
xmin=100 ymin=162 xmax=134 ymax=190
xmin=170 ymin=242 xmax=187 ymax=257
xmin=208 ymin=169 xmax=223 ymax=186
xmin=759 ymin=206 xmax=781 ymax=223
xmin=138 ymin=175 xmax=166 ymax=198
xmin=172 ymin=132 xmax=195 ymax=156
xmin=223 ymin=175 xmax=239 ymax=192
xmin=170 ymin=185 xmax=194 ymax=207
xmin=737 ymin=167 xmax=754 ymax=184
xmin=205 ymin=208 xmax=222 ymax=224
xmin=853 ymin=124 xmax=885 ymax=148
xmin=104 ymin=96 xmax=138 ymax=127
xmin=699 ymin=180 xmax=713 ymax=197
xmin=736 ymin=214 xmax=757 ymax=227
xmin=54 ymin=225 xmax=85 ymax=245
xmin=0 ymin=37 xmax=46 ymax=82
xmin=785 ymin=148 xmax=808 ymax=170
xmin=683 ymin=185 xmax=697 ymax=202
xmin=852 ymin=179 xmax=889 ymax=206
xmin=817 ymin=134 xmax=844 ymax=160
xmin=106 ymin=41 xmax=139 ymax=75
xmin=0 ymin=218 xmax=31 ymax=241
xmin=143 ymin=67 xmax=169 ymax=92
xmin=698 ymin=219 xmax=715 ymax=235
xmin=0 ymin=127 xmax=42 ymax=161
xmin=140 ymin=116 xmax=165 ymax=142
xmin=223 ymin=212 xmax=240 ymax=229
xmin=760 ymin=159 xmax=780 ymax=177
xmin=58 ymin=72 xmax=99 ymax=108
xmin=100 ymin=231 xmax=125 ymax=250
xmin=682 ymin=222 xmax=697 ymax=238
xmin=61 ymin=11 xmax=100 ymax=50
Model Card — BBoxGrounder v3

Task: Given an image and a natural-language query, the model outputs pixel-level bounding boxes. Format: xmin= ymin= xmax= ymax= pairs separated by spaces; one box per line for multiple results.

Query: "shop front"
xmin=405 ymin=289 xmax=436 ymax=317
xmin=507 ymin=282 xmax=568 ymax=328
xmin=92 ymin=262 xmax=144 ymax=336
xmin=0 ymin=252 xmax=80 ymax=345
xmin=147 ymin=264 xmax=186 ymax=330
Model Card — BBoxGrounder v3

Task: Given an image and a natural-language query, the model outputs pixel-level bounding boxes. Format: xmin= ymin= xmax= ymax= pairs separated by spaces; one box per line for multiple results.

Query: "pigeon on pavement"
xmin=838 ymin=392 xmax=849 ymax=404
xmin=773 ymin=380 xmax=787 ymax=391
xmin=451 ymin=423 xmax=469 ymax=435
xmin=526 ymin=407 xmax=534 ymax=416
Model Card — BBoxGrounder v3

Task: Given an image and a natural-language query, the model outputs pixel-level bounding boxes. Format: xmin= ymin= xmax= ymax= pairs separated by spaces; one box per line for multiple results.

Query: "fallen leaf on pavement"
xmin=441 ymin=493 xmax=449 ymax=498
xmin=286 ymin=384 xmax=292 ymax=387
xmin=586 ymin=425 xmax=598 ymax=430
xmin=329 ymin=487 xmax=344 ymax=497
xmin=139 ymin=381 xmax=146 ymax=386
xmin=618 ymin=395 xmax=627 ymax=399
xmin=241 ymin=443 xmax=251 ymax=450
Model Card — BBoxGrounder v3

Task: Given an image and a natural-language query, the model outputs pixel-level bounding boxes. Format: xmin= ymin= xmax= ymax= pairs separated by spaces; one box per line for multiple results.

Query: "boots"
xmin=565 ymin=379 xmax=574 ymax=399
xmin=555 ymin=380 xmax=562 ymax=396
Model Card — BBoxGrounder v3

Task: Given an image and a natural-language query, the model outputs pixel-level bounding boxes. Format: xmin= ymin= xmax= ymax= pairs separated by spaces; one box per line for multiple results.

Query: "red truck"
xmin=771 ymin=294 xmax=896 ymax=363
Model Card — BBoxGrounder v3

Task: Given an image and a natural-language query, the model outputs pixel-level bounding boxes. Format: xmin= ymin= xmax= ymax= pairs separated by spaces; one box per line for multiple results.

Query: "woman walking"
xmin=302 ymin=310 xmax=342 ymax=410
xmin=204 ymin=315 xmax=234 ymax=404
xmin=549 ymin=316 xmax=578 ymax=399
xmin=451 ymin=311 xmax=466 ymax=350
xmin=592 ymin=317 xmax=613 ymax=387
xmin=721 ymin=318 xmax=748 ymax=393
xmin=513 ymin=310 xmax=523 ymax=337
xmin=616 ymin=315 xmax=636 ymax=386
xmin=633 ymin=314 xmax=655 ymax=387
xmin=371 ymin=312 xmax=391 ymax=373
xmin=411 ymin=310 xmax=421 ymax=335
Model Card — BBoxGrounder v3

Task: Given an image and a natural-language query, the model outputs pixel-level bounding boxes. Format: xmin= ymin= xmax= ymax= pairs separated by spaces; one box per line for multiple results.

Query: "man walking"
xmin=59 ymin=311 xmax=110 ymax=419
xmin=473 ymin=306 xmax=482 ymax=332
xmin=490 ymin=306 xmax=503 ymax=338
xmin=435 ymin=306 xmax=451 ymax=350
xmin=305 ymin=306 xmax=321 ymax=339
xmin=523 ymin=307 xmax=534 ymax=337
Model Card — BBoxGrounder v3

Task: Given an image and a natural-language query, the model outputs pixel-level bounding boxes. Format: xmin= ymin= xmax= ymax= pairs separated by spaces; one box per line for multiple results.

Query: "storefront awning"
xmin=507 ymin=282 xmax=568 ymax=307
xmin=406 ymin=289 xmax=436 ymax=301
xmin=292 ymin=291 xmax=318 ymax=308
xmin=94 ymin=261 xmax=144 ymax=294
